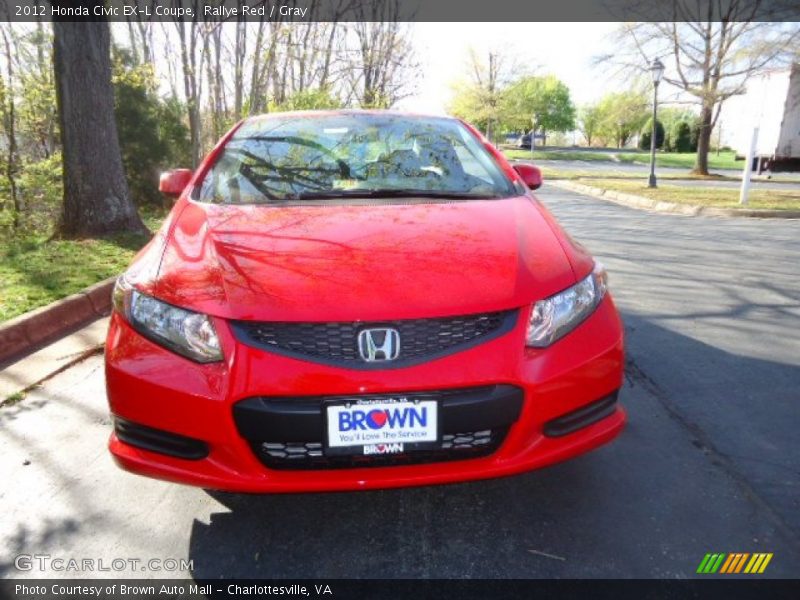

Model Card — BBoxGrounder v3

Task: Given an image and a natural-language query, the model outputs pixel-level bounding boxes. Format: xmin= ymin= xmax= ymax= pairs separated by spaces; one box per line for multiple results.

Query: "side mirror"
xmin=513 ymin=164 xmax=543 ymax=191
xmin=159 ymin=169 xmax=194 ymax=198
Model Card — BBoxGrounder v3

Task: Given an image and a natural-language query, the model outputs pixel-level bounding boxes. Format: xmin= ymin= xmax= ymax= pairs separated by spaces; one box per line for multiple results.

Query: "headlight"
xmin=526 ymin=263 xmax=608 ymax=348
xmin=112 ymin=276 xmax=223 ymax=363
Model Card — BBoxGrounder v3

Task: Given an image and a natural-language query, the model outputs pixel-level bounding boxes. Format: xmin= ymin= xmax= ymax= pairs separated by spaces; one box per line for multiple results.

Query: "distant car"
xmin=105 ymin=110 xmax=625 ymax=493
xmin=516 ymin=133 xmax=533 ymax=148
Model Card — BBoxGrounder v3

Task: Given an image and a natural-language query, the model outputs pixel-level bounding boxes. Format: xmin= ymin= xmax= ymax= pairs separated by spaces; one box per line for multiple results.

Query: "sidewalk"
xmin=0 ymin=317 xmax=108 ymax=402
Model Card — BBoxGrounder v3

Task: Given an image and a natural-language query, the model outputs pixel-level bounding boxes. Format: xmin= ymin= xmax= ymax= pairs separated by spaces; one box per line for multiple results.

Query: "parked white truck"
xmin=731 ymin=64 xmax=800 ymax=172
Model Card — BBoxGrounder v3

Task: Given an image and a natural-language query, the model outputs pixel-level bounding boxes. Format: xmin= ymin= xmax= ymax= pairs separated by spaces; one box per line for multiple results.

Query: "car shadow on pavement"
xmin=184 ymin=314 xmax=800 ymax=579
xmin=189 ymin=465 xmax=602 ymax=579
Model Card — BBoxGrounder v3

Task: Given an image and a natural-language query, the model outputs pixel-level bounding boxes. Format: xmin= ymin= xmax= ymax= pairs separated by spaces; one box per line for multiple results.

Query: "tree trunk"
xmin=176 ymin=21 xmax=201 ymax=167
xmin=203 ymin=31 xmax=219 ymax=140
xmin=233 ymin=20 xmax=245 ymax=119
xmin=693 ymin=103 xmax=713 ymax=175
xmin=135 ymin=20 xmax=152 ymax=65
xmin=53 ymin=18 xmax=146 ymax=237
xmin=248 ymin=19 xmax=266 ymax=115
xmin=126 ymin=19 xmax=139 ymax=64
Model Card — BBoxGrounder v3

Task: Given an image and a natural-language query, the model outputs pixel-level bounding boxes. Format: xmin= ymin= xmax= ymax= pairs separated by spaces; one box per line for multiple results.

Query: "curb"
xmin=0 ymin=276 xmax=116 ymax=367
xmin=549 ymin=180 xmax=800 ymax=219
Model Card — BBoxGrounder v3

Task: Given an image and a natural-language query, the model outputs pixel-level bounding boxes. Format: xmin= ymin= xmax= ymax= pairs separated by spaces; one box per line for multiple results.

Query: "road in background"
xmin=532 ymin=159 xmax=800 ymax=190
xmin=1 ymin=186 xmax=798 ymax=579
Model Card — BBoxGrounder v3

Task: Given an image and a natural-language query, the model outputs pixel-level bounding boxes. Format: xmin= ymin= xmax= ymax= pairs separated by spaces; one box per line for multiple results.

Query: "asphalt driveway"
xmin=1 ymin=185 xmax=798 ymax=579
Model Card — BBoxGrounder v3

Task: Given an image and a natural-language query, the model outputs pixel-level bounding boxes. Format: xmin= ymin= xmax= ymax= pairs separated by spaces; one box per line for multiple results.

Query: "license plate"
xmin=325 ymin=398 xmax=438 ymax=455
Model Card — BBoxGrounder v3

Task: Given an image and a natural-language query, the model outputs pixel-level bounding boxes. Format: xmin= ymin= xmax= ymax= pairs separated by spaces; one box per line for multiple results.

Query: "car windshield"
xmin=196 ymin=113 xmax=517 ymax=204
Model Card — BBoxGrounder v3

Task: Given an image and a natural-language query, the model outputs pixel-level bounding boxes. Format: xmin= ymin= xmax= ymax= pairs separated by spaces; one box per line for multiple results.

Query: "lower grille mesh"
xmin=254 ymin=429 xmax=507 ymax=470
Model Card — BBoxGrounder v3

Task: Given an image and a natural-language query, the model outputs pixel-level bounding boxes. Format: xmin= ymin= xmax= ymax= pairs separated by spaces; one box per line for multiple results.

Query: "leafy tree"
xmin=0 ymin=23 xmax=57 ymax=233
xmin=448 ymin=50 xmax=514 ymax=143
xmin=112 ymin=47 xmax=190 ymax=206
xmin=577 ymin=104 xmax=603 ymax=147
xmin=270 ymin=87 xmax=343 ymax=112
xmin=613 ymin=13 xmax=799 ymax=174
xmin=158 ymin=97 xmax=192 ymax=168
xmin=502 ymin=75 xmax=576 ymax=145
xmin=639 ymin=118 xmax=665 ymax=150
xmin=0 ymin=55 xmax=20 ymax=230
xmin=14 ymin=23 xmax=58 ymax=161
xmin=596 ymin=91 xmax=649 ymax=148
xmin=17 ymin=71 xmax=58 ymax=159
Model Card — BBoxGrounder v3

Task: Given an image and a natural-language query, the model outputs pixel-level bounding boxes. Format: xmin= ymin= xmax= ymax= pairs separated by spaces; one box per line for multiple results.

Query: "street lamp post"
xmin=648 ymin=58 xmax=665 ymax=188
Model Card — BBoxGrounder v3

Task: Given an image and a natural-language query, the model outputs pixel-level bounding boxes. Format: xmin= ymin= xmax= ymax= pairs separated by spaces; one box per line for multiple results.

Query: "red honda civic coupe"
xmin=105 ymin=110 xmax=625 ymax=492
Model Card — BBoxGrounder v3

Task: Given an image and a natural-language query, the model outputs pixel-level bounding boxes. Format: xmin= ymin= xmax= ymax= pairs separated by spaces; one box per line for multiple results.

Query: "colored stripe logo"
xmin=697 ymin=553 xmax=773 ymax=574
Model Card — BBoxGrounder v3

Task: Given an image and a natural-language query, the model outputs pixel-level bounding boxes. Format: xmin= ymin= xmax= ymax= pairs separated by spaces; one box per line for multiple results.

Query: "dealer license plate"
xmin=325 ymin=398 xmax=438 ymax=455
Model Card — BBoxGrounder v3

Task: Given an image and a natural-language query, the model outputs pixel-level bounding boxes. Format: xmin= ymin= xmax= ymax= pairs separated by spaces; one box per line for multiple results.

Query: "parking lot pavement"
xmin=1 ymin=185 xmax=799 ymax=579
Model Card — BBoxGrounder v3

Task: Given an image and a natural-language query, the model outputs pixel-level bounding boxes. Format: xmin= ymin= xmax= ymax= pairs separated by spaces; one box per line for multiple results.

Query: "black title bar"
xmin=3 ymin=579 xmax=800 ymax=600
xmin=2 ymin=0 xmax=800 ymax=22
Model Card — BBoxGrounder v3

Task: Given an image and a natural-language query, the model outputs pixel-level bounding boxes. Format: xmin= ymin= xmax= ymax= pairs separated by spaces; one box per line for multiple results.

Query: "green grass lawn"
xmin=505 ymin=149 xmax=618 ymax=162
xmin=504 ymin=148 xmax=741 ymax=171
xmin=536 ymin=167 xmax=749 ymax=182
xmin=581 ymin=179 xmax=800 ymax=211
xmin=619 ymin=151 xmax=740 ymax=170
xmin=0 ymin=208 xmax=166 ymax=323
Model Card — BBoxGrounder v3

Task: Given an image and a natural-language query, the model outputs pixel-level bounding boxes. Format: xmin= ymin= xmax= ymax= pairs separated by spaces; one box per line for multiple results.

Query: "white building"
xmin=728 ymin=64 xmax=800 ymax=171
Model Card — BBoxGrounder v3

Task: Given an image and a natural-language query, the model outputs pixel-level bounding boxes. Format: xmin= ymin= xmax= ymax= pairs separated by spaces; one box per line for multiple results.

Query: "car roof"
xmin=244 ymin=109 xmax=459 ymax=124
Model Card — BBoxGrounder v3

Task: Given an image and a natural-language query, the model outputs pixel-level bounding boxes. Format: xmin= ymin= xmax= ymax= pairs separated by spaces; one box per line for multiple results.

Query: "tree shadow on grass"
xmin=0 ymin=230 xmax=152 ymax=321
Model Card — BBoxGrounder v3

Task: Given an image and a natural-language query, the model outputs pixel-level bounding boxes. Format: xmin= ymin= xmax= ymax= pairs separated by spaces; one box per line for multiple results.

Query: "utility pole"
xmin=739 ymin=126 xmax=759 ymax=206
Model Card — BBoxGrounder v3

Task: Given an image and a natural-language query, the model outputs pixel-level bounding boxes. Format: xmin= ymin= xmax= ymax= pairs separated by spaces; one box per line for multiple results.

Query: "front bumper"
xmin=105 ymin=297 xmax=625 ymax=492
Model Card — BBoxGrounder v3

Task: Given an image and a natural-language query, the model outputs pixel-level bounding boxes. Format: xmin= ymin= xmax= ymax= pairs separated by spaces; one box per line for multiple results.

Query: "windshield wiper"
xmin=288 ymin=188 xmax=499 ymax=201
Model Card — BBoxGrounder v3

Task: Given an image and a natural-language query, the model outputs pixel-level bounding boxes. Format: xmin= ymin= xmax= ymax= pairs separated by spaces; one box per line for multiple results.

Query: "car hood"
xmin=151 ymin=196 xmax=577 ymax=321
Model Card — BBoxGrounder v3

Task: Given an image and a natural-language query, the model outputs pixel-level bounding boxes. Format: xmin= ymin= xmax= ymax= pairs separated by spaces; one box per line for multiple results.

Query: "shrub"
xmin=670 ymin=120 xmax=694 ymax=152
xmin=638 ymin=118 xmax=665 ymax=150
xmin=663 ymin=129 xmax=673 ymax=152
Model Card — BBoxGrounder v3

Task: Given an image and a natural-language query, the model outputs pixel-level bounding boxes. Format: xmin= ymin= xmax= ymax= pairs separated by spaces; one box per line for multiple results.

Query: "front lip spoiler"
xmin=543 ymin=392 xmax=619 ymax=437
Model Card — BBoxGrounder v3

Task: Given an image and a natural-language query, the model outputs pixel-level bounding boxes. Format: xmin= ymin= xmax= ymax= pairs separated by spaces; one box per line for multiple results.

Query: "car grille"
xmin=230 ymin=310 xmax=517 ymax=368
xmin=252 ymin=429 xmax=507 ymax=470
